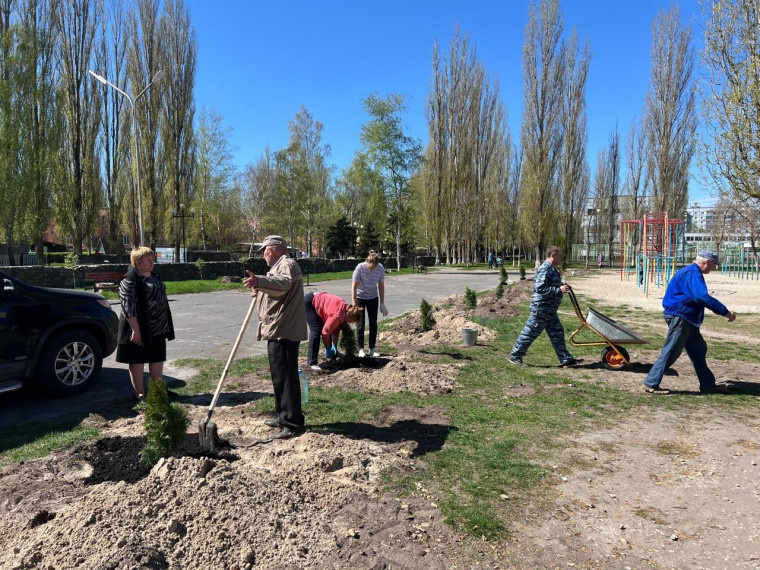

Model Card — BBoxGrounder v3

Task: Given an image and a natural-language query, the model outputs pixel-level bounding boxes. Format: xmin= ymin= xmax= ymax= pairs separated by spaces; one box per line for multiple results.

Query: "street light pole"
xmin=88 ymin=69 xmax=165 ymax=247
xmin=171 ymin=203 xmax=195 ymax=262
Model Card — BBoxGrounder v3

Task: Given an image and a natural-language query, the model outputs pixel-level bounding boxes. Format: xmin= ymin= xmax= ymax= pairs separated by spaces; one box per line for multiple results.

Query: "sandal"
xmin=644 ymin=386 xmax=671 ymax=395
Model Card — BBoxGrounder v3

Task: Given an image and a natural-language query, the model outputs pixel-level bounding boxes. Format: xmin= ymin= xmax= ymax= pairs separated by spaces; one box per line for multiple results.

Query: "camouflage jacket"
xmin=530 ymin=260 xmax=563 ymax=310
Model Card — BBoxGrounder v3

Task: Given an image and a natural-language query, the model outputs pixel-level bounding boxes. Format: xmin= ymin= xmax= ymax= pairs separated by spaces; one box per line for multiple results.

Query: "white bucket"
xmin=462 ymin=327 xmax=478 ymax=346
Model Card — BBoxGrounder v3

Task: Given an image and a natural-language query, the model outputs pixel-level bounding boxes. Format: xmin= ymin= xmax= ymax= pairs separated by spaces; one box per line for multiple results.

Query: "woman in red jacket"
xmin=304 ymin=292 xmax=361 ymax=371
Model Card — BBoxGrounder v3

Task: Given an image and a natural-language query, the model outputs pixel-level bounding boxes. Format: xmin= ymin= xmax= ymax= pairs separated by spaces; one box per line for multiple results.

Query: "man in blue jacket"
xmin=509 ymin=246 xmax=577 ymax=367
xmin=643 ymin=250 xmax=736 ymax=395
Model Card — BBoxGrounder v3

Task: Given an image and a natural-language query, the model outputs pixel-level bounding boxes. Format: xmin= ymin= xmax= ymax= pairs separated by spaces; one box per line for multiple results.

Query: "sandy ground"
xmin=1 ymin=273 xmax=759 ymax=569
xmin=567 ymin=268 xmax=760 ymax=314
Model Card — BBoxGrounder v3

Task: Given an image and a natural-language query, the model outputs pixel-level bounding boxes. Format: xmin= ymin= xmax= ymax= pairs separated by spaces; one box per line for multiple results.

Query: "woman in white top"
xmin=351 ymin=250 xmax=388 ymax=357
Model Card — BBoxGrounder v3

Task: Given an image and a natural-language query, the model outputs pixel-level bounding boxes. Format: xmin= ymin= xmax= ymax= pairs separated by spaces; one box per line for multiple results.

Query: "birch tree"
xmin=240 ymin=147 xmax=276 ymax=254
xmin=334 ymin=152 xmax=384 ymax=231
xmin=194 ymin=108 xmax=235 ymax=250
xmin=701 ymin=0 xmax=760 ymax=201
xmin=287 ymin=105 xmax=331 ymax=256
xmin=361 ymin=93 xmax=422 ymax=269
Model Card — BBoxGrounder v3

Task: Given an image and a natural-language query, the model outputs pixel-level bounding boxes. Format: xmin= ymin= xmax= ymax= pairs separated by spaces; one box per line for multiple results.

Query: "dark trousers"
xmin=510 ymin=306 xmax=573 ymax=363
xmin=356 ymin=296 xmax=379 ymax=349
xmin=267 ymin=338 xmax=304 ymax=428
xmin=304 ymin=292 xmax=324 ymax=366
xmin=643 ymin=316 xmax=716 ymax=392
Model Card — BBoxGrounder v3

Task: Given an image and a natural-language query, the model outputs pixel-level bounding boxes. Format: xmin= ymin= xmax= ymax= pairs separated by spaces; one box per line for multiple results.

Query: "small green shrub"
xmin=464 ymin=286 xmax=477 ymax=310
xmin=64 ymin=252 xmax=79 ymax=288
xmin=338 ymin=321 xmax=358 ymax=363
xmin=499 ymin=265 xmax=507 ymax=281
xmin=495 ymin=279 xmax=505 ymax=299
xmin=140 ymin=377 xmax=189 ymax=468
xmin=195 ymin=258 xmax=205 ymax=279
xmin=420 ymin=298 xmax=436 ymax=331
xmin=519 ymin=266 xmax=526 ymax=280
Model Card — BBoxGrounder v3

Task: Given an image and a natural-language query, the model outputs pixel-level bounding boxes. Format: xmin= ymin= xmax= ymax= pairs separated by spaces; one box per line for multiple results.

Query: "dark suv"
xmin=0 ymin=269 xmax=118 ymax=396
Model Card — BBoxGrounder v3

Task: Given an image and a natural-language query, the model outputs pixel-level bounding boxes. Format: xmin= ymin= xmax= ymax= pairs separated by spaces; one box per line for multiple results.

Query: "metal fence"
xmin=0 ymin=253 xmax=38 ymax=266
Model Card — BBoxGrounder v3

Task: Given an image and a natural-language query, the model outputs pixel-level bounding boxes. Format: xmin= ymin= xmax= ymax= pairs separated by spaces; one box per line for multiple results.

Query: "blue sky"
xmin=189 ymin=0 xmax=712 ymax=204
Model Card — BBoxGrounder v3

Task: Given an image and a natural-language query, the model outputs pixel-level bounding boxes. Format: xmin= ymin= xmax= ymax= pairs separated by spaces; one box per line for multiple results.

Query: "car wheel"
xmin=37 ymin=330 xmax=103 ymax=396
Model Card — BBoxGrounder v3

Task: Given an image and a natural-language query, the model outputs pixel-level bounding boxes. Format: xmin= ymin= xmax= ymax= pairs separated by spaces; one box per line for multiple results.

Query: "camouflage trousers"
xmin=510 ymin=306 xmax=573 ymax=363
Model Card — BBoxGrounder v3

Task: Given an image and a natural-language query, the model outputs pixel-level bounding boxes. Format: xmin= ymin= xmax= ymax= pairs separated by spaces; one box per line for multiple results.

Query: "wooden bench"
xmin=84 ymin=270 xmax=126 ymax=293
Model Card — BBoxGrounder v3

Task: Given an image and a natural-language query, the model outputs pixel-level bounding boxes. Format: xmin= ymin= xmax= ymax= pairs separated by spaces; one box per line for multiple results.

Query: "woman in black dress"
xmin=116 ymin=247 xmax=174 ymax=399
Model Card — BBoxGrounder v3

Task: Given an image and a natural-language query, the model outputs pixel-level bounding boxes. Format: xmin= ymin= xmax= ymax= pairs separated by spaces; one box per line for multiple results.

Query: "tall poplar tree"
xmin=92 ymin=0 xmax=130 ymax=252
xmin=55 ymin=0 xmax=102 ymax=255
xmin=160 ymin=0 xmax=196 ymax=261
xmin=559 ymin=29 xmax=591 ymax=250
xmin=520 ymin=0 xmax=565 ymax=265
xmin=128 ymin=0 xmax=164 ymax=248
xmin=643 ymin=5 xmax=696 ymax=219
xmin=0 ymin=0 xmax=23 ymax=263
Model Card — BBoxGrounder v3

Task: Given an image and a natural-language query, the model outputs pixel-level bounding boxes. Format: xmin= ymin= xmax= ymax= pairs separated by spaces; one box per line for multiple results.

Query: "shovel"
xmin=199 ymin=294 xmax=259 ymax=450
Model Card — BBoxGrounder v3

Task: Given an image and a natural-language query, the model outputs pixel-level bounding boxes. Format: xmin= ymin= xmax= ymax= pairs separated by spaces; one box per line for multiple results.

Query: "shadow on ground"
xmin=314 ymin=420 xmax=456 ymax=458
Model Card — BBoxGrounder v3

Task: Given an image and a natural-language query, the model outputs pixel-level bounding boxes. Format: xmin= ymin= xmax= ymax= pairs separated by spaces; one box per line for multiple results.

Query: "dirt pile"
xmin=315 ymin=353 xmax=460 ymax=395
xmin=1 ymin=414 xmax=497 ymax=569
xmin=379 ymin=279 xmax=531 ymax=348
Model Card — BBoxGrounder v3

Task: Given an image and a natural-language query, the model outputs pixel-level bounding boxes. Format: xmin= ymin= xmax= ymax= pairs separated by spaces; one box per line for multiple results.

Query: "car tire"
xmin=37 ymin=330 xmax=103 ymax=396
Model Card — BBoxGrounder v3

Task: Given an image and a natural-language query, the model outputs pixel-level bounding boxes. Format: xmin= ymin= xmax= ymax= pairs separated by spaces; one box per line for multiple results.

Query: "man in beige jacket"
xmin=243 ymin=235 xmax=308 ymax=439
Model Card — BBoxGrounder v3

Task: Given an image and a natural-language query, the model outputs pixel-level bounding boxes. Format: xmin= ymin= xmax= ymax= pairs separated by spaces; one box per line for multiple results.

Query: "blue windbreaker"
xmin=662 ymin=263 xmax=728 ymax=327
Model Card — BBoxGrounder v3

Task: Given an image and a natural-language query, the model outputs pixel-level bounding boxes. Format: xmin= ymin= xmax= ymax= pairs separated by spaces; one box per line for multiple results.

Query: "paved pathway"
xmin=0 ymin=267 xmax=516 ymax=425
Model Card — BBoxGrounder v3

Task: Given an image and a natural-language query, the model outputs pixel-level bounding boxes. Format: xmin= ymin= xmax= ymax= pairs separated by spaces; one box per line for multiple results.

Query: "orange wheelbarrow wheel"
xmin=601 ymin=345 xmax=630 ymax=371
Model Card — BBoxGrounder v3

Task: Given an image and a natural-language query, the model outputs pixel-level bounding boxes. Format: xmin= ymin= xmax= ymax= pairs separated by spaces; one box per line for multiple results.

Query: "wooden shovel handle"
xmin=203 ymin=294 xmax=259 ymax=423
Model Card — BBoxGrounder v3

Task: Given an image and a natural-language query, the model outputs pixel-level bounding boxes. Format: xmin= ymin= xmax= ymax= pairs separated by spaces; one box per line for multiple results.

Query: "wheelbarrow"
xmin=565 ymin=284 xmax=649 ymax=370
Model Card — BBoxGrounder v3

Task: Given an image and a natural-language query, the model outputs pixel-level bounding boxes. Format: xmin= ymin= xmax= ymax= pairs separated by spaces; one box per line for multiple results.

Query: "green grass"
xmin=170 ymin=355 xmax=272 ymax=396
xmin=0 ymin=423 xmax=100 ymax=466
xmin=97 ymin=268 xmax=423 ymax=299
xmin=3 ymin=285 xmax=758 ymax=542
xmin=98 ymin=277 xmax=248 ymax=300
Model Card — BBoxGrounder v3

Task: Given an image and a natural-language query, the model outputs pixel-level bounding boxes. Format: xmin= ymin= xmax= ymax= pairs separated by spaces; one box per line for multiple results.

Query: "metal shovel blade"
xmin=198 ymin=419 xmax=219 ymax=450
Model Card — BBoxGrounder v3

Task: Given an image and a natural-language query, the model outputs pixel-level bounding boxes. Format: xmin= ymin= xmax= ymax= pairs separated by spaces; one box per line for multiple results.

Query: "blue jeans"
xmin=510 ymin=306 xmax=573 ymax=363
xmin=643 ymin=316 xmax=716 ymax=392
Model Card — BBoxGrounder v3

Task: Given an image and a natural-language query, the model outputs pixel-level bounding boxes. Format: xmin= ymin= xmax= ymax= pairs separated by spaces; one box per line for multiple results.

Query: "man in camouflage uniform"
xmin=509 ymin=246 xmax=577 ymax=367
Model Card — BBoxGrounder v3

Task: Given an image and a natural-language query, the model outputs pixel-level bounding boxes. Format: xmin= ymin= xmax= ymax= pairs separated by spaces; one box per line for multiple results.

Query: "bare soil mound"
xmin=379 ymin=280 xmax=531 ymax=349
xmin=314 ymin=351 xmax=459 ymax=395
xmin=472 ymin=279 xmax=533 ymax=319
xmin=0 ymin=402 xmax=498 ymax=570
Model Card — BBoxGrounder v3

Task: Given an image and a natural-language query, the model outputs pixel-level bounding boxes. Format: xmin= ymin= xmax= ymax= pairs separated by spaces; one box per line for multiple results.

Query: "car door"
xmin=0 ymin=276 xmax=36 ymax=379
